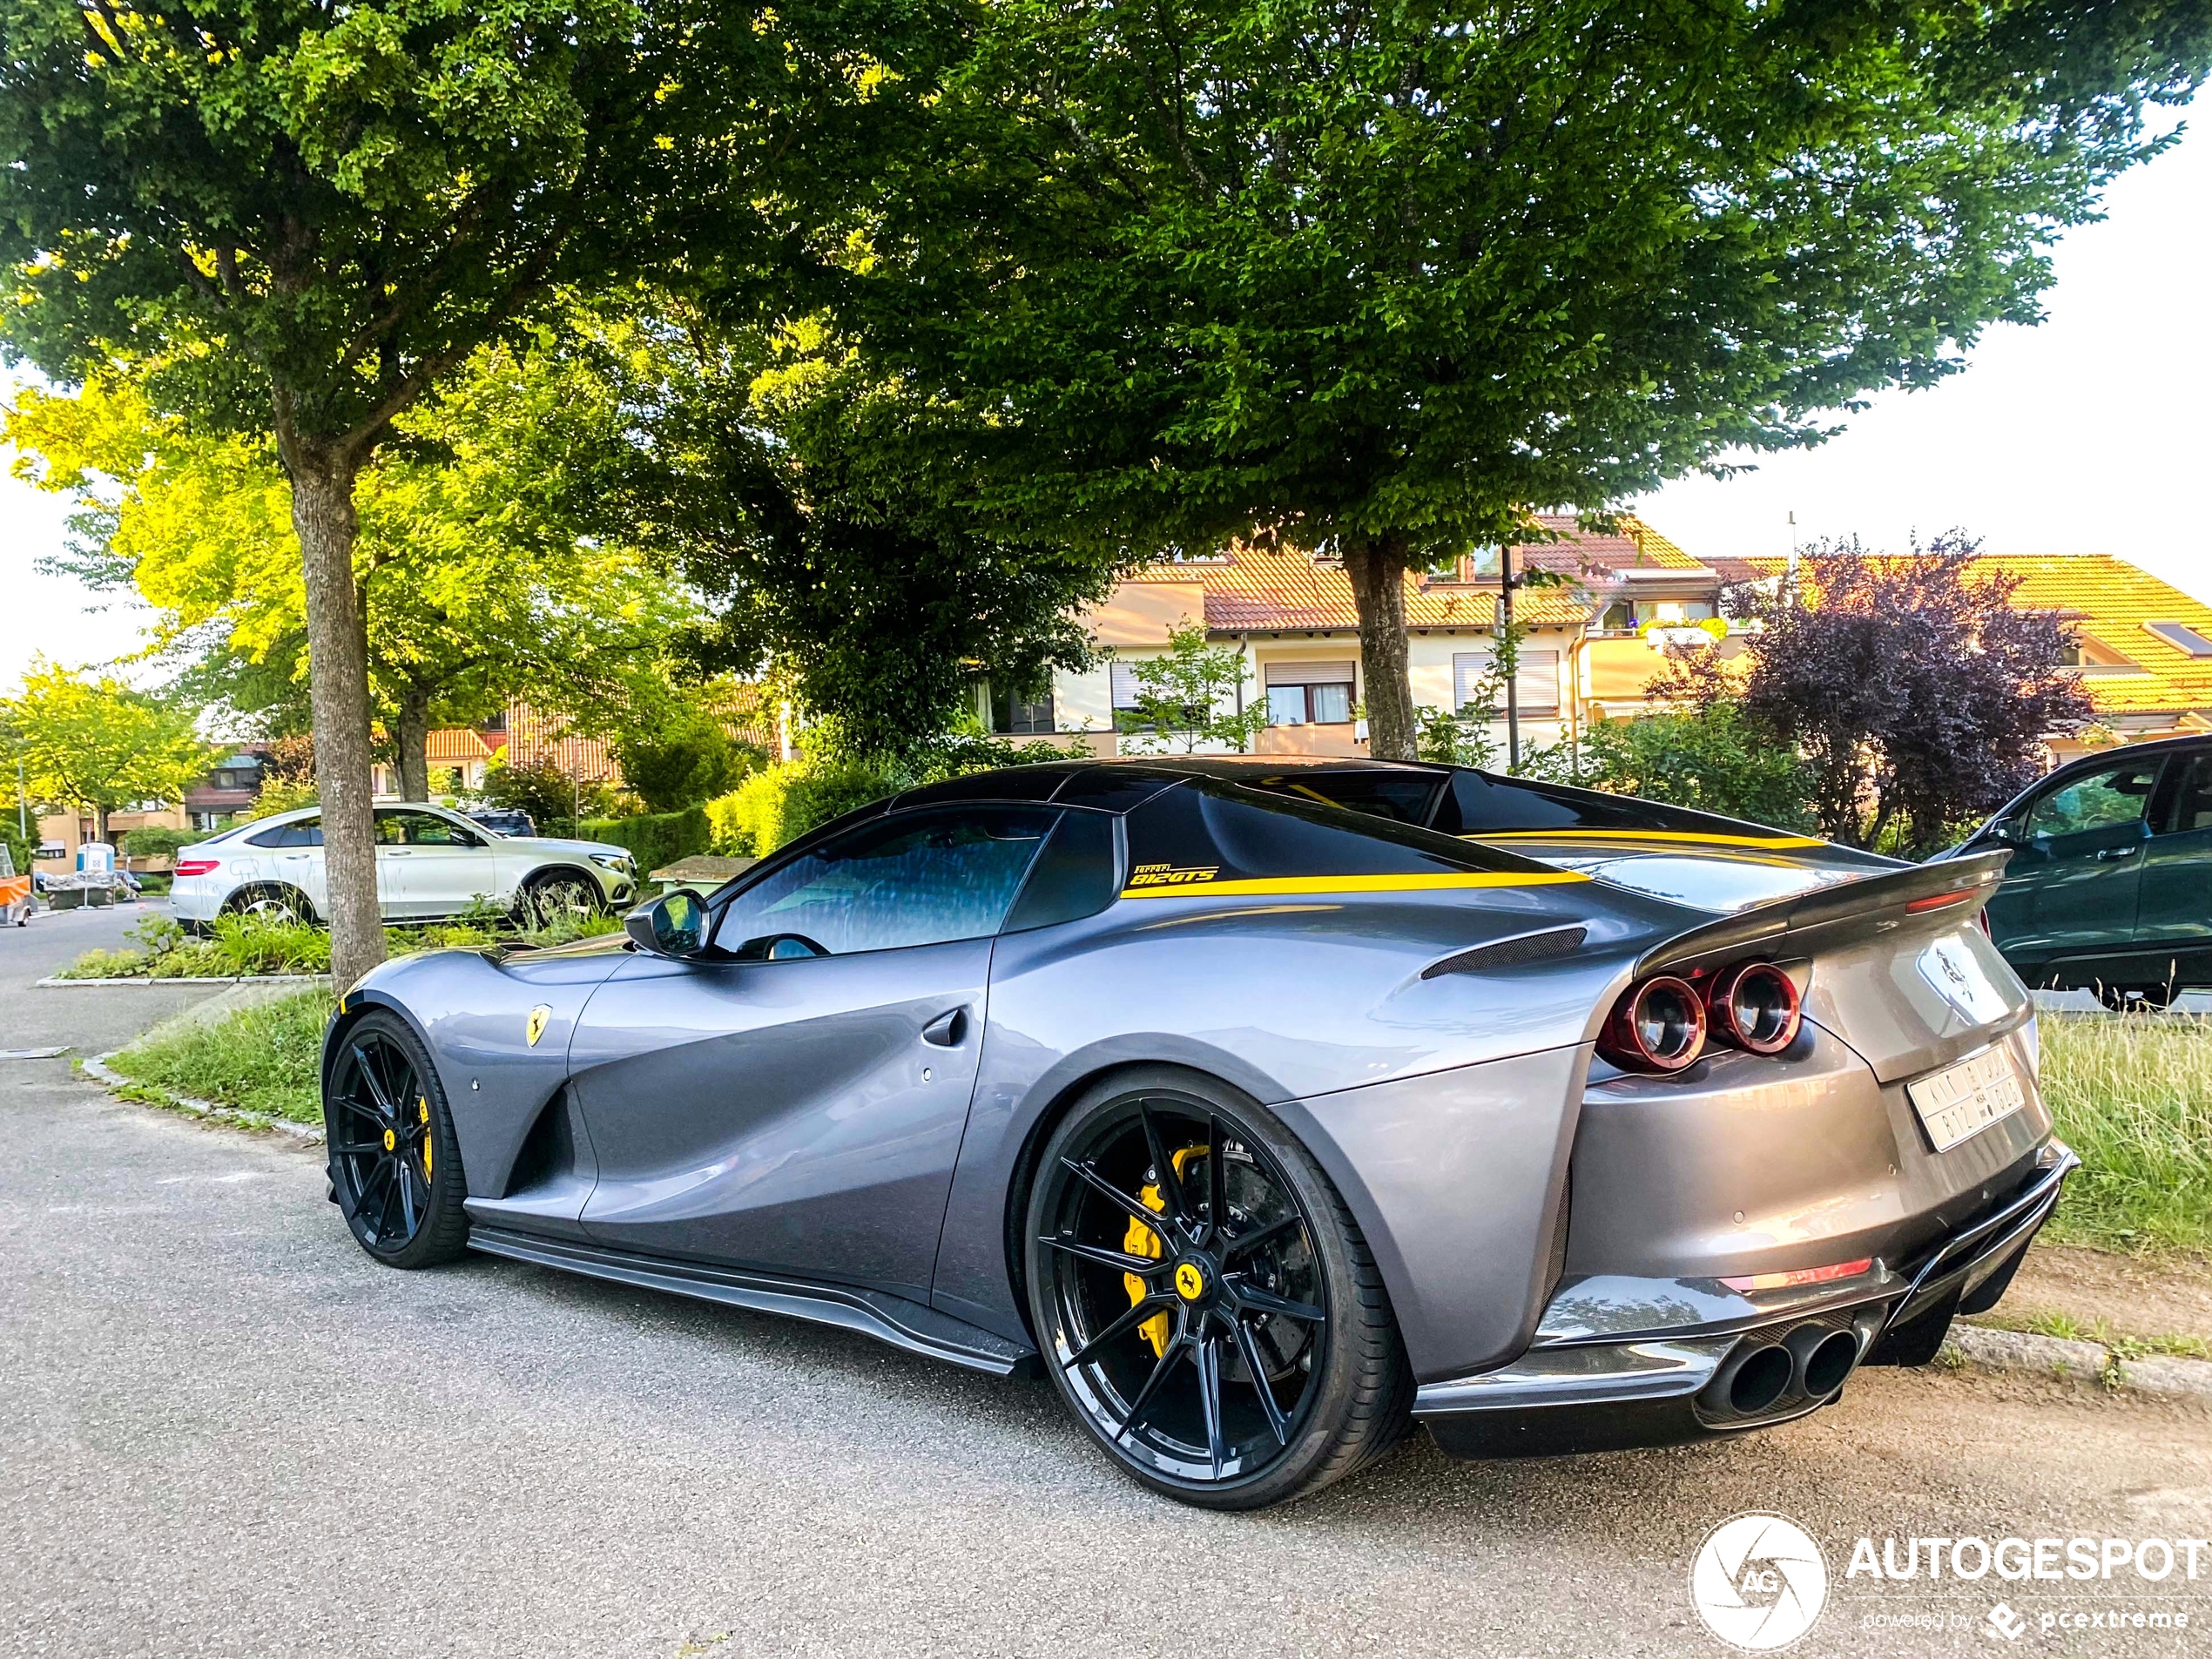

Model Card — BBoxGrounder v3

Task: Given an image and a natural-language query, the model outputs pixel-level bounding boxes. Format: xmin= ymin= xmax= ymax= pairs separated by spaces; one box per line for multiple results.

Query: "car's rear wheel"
xmin=516 ymin=868 xmax=602 ymax=927
xmin=223 ymin=883 xmax=315 ymax=926
xmin=324 ymin=1010 xmax=469 ymax=1268
xmin=1023 ymin=1067 xmax=1412 ymax=1509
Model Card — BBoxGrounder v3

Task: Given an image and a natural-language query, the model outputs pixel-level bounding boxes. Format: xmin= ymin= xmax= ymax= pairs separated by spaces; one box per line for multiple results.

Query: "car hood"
xmin=1462 ymin=828 xmax=1904 ymax=914
xmin=500 ymin=834 xmax=632 ymax=861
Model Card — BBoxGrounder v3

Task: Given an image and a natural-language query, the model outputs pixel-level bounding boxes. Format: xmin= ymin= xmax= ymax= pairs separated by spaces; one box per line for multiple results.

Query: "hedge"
xmin=575 ymin=806 xmax=711 ymax=874
xmin=706 ymin=759 xmax=908 ymax=857
xmin=118 ymin=825 xmax=205 ymax=865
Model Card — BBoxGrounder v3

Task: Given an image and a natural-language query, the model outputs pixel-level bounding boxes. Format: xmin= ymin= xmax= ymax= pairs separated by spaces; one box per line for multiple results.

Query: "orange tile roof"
xmin=1731 ymin=553 xmax=2212 ymax=720
xmin=422 ymin=728 xmax=494 ymax=765
xmin=1136 ymin=534 xmax=1599 ymax=633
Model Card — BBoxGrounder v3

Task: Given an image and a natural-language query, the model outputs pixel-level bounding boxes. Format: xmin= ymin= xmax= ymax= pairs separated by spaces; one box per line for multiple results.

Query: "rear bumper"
xmin=1415 ymin=1138 xmax=2075 ymax=1459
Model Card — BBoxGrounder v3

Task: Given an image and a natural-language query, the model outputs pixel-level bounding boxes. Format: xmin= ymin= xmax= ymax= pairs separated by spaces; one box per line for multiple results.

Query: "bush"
xmin=576 ymin=805 xmax=712 ymax=874
xmin=482 ymin=757 xmax=615 ymax=827
xmin=118 ymin=825 xmax=202 ymax=865
xmin=615 ymin=711 xmax=768 ymax=813
xmin=706 ymin=757 xmax=912 ymax=856
xmin=1521 ymin=698 xmax=1817 ymax=833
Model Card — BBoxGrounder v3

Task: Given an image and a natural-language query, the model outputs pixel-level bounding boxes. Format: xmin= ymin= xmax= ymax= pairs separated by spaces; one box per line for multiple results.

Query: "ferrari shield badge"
xmin=526 ymin=1005 xmax=552 ymax=1047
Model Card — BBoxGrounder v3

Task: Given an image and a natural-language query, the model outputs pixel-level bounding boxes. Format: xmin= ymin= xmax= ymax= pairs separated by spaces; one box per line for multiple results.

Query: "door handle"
xmin=921 ymin=1008 xmax=968 ymax=1048
xmin=2094 ymin=846 xmax=2138 ymax=862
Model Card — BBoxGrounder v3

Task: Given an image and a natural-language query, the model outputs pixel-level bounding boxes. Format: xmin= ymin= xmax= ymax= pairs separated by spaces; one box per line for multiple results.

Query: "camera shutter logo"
xmin=1689 ymin=1513 xmax=1829 ymax=1650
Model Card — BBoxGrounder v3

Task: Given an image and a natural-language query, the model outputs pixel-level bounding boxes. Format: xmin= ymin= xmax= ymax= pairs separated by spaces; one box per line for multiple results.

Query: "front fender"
xmin=324 ymin=948 xmax=627 ymax=1197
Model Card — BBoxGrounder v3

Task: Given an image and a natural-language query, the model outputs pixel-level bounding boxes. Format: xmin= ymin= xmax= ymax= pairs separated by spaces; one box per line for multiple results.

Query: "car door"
xmin=2135 ymin=746 xmax=2212 ymax=976
xmin=565 ymin=804 xmax=1060 ymax=1302
xmin=2005 ymin=754 xmax=2165 ymax=968
xmin=248 ymin=816 xmax=329 ymax=914
xmin=382 ymin=808 xmax=498 ymax=917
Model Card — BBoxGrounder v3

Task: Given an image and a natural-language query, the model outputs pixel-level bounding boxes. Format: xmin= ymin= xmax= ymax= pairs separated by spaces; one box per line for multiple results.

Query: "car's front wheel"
xmin=1022 ymin=1067 xmax=1413 ymax=1509
xmin=515 ymin=868 xmax=604 ymax=927
xmin=324 ymin=1010 xmax=470 ymax=1268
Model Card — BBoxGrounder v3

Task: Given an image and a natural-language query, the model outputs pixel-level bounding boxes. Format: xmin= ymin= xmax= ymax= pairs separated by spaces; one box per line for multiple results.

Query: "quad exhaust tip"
xmin=1715 ymin=1325 xmax=1865 ymax=1418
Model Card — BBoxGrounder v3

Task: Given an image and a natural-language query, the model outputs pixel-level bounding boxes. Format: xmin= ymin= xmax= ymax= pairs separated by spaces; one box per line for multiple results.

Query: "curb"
xmin=37 ymin=974 xmax=330 ymax=988
xmin=1950 ymin=1321 xmax=2212 ymax=1401
xmin=79 ymin=1053 xmax=324 ymax=1147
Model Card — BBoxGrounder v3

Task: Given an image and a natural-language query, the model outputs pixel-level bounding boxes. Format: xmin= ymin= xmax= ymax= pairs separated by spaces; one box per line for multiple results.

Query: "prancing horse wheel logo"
xmin=1174 ymin=1261 xmax=1207 ymax=1301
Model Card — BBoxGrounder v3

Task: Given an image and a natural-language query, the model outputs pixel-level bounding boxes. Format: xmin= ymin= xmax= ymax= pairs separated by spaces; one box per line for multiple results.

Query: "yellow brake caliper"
xmin=419 ymin=1098 xmax=432 ymax=1179
xmin=1123 ymin=1144 xmax=1206 ymax=1359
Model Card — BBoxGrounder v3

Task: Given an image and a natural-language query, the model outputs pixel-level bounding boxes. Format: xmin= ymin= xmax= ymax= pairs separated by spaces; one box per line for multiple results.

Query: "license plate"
xmin=1907 ymin=1046 xmax=2027 ymax=1152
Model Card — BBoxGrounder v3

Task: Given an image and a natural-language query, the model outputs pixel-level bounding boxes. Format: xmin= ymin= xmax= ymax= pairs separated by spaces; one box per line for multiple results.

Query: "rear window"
xmin=1429 ymin=771 xmax=1746 ymax=837
xmin=1239 ymin=769 xmax=1443 ymax=825
xmin=1122 ymin=780 xmax=1547 ymax=895
xmin=246 ymin=818 xmax=323 ymax=848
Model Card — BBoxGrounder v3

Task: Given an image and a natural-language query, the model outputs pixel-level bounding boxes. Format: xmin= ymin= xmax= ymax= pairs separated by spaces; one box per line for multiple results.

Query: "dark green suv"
xmin=1946 ymin=735 xmax=2212 ymax=1008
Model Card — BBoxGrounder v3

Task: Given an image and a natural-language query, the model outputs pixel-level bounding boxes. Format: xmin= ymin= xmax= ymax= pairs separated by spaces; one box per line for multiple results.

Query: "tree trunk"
xmin=283 ymin=439 xmax=387 ymax=993
xmin=395 ymin=688 xmax=432 ymax=802
xmin=1343 ymin=535 xmax=1417 ymax=760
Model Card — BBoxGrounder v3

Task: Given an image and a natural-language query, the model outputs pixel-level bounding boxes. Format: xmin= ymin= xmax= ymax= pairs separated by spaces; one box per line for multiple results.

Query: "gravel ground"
xmin=5 ymin=923 xmax=2211 ymax=1658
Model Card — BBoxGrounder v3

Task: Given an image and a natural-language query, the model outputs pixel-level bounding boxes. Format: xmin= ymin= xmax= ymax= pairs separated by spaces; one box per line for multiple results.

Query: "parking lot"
xmin=3 ymin=909 xmax=2209 ymax=1658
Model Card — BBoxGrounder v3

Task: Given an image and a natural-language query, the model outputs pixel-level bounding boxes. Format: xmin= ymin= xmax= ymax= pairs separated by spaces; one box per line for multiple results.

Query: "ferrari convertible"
xmin=322 ymin=757 xmax=2071 ymax=1508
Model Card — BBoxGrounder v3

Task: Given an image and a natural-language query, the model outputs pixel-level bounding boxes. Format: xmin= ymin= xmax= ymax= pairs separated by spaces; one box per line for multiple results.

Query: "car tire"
xmin=516 ymin=868 xmax=603 ymax=926
xmin=1022 ymin=1065 xmax=1413 ymax=1509
xmin=223 ymin=884 xmax=315 ymax=927
xmin=323 ymin=1009 xmax=470 ymax=1269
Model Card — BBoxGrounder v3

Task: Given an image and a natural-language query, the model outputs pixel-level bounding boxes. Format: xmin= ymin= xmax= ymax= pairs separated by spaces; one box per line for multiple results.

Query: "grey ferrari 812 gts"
xmin=322 ymin=757 xmax=2070 ymax=1508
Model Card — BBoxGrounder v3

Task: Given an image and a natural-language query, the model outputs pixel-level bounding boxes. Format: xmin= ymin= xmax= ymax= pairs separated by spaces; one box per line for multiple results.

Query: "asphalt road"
xmin=4 ymin=919 xmax=2210 ymax=1658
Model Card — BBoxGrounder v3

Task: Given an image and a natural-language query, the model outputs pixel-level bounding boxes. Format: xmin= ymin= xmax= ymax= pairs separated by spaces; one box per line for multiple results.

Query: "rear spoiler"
xmin=1635 ymin=849 xmax=2012 ymax=978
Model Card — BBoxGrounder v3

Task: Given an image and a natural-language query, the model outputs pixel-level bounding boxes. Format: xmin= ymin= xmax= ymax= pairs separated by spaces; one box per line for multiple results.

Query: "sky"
xmin=3 ymin=104 xmax=2209 ymax=696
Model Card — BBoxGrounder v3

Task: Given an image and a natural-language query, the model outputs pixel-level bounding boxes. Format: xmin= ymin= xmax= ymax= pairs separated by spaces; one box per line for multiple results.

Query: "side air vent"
xmin=1421 ymin=926 xmax=1588 ymax=980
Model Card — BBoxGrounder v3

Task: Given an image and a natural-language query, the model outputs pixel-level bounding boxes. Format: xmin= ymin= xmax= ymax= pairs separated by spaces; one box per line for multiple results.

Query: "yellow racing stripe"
xmin=1468 ymin=829 xmax=1827 ymax=850
xmin=1118 ymin=871 xmax=1588 ymax=900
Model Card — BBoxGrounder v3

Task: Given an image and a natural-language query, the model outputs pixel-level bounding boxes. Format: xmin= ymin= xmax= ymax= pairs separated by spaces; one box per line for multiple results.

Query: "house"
xmin=1006 ymin=525 xmax=2212 ymax=765
xmin=1017 ymin=517 xmax=1688 ymax=759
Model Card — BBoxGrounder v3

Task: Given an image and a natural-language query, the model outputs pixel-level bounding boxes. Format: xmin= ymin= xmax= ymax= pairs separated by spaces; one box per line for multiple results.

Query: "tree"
xmin=1661 ymin=537 xmax=2091 ymax=853
xmin=0 ymin=0 xmax=889 ymax=986
xmin=1521 ymin=699 xmax=1817 ymax=833
xmin=1 ymin=662 xmax=211 ymax=843
xmin=1116 ymin=619 xmax=1268 ymax=755
xmin=862 ymin=0 xmax=2210 ymax=759
xmin=615 ymin=707 xmax=766 ymax=813
xmin=609 ymin=312 xmax=1118 ymax=762
xmin=7 ymin=346 xmax=694 ymax=804
xmin=481 ymin=757 xmax=613 ymax=832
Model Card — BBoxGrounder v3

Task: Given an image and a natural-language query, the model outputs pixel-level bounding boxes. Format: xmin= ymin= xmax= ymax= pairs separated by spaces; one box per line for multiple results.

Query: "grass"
xmin=2038 ymin=1009 xmax=2212 ymax=1255
xmin=1967 ymin=1306 xmax=2211 ymax=1363
xmin=107 ymin=988 xmax=335 ymax=1126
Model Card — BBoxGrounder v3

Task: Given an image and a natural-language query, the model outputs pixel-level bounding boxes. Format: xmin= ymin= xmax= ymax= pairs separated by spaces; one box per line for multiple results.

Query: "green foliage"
xmin=1116 ymin=620 xmax=1267 ymax=754
xmin=706 ymin=756 xmax=914 ymax=857
xmin=0 ymin=661 xmax=212 ymax=834
xmin=614 ymin=708 xmax=766 ymax=813
xmin=1414 ymin=706 xmax=1497 ymax=771
xmin=2040 ymin=1012 xmax=2212 ymax=1254
xmin=209 ymin=913 xmax=333 ymax=975
xmin=57 ymin=910 xmax=331 ymax=978
xmin=1521 ymin=700 xmax=1817 ymax=833
xmin=606 ymin=310 xmax=1117 ymax=759
xmin=481 ymin=758 xmax=613 ymax=829
xmin=117 ymin=826 xmax=202 ymax=865
xmin=2 ymin=819 xmax=31 ymax=879
xmin=576 ymin=807 xmax=712 ymax=876
xmin=108 ymin=989 xmax=336 ymax=1126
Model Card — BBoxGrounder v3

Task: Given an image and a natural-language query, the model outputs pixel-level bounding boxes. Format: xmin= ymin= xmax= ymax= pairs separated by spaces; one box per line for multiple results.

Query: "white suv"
xmin=170 ymin=804 xmax=637 ymax=927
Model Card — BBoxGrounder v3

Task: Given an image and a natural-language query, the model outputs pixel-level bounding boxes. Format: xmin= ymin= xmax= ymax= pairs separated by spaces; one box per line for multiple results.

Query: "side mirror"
xmin=625 ymin=890 xmax=707 ymax=958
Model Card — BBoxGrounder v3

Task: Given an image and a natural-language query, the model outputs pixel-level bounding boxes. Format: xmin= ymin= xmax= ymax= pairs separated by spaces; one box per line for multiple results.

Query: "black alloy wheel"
xmin=325 ymin=1011 xmax=469 ymax=1268
xmin=1024 ymin=1068 xmax=1412 ymax=1508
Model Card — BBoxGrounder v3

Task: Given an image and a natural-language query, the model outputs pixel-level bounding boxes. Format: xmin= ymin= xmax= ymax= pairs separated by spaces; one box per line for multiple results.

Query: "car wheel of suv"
xmin=516 ymin=869 xmax=603 ymax=927
xmin=223 ymin=884 xmax=314 ymax=926
xmin=1022 ymin=1066 xmax=1413 ymax=1509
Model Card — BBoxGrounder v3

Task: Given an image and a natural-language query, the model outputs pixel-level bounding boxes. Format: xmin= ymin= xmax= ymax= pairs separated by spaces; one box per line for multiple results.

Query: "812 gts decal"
xmin=1125 ymin=863 xmax=1221 ymax=890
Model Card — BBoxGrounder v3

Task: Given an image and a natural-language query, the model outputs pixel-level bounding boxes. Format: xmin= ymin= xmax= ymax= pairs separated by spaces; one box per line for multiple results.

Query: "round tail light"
xmin=1597 ymin=974 xmax=1708 ymax=1072
xmin=1709 ymin=961 xmax=1802 ymax=1055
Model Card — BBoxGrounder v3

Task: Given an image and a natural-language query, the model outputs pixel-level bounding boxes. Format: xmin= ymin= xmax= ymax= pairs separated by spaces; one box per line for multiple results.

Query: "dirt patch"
xmin=1989 ymin=1242 xmax=2212 ymax=1344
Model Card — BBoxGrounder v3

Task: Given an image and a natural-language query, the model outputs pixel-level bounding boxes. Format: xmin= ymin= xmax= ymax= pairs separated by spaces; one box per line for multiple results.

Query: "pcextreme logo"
xmin=1690 ymin=1513 xmax=1831 ymax=1650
